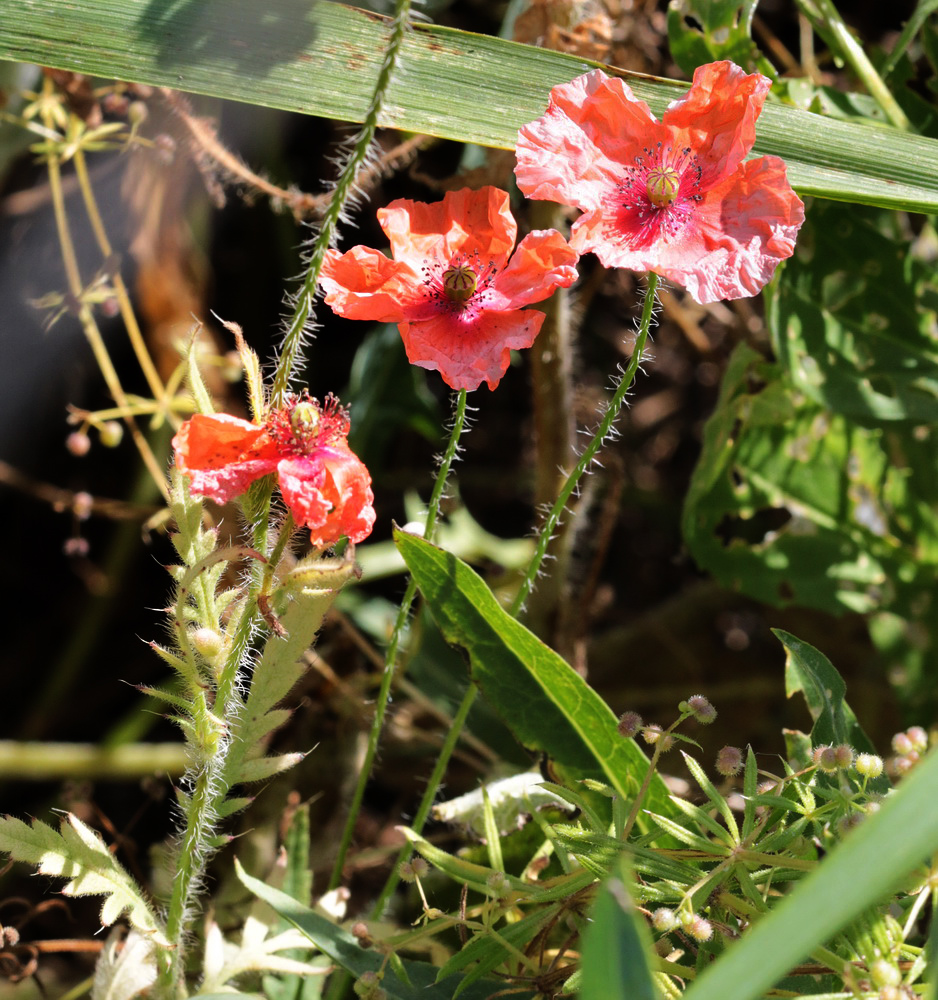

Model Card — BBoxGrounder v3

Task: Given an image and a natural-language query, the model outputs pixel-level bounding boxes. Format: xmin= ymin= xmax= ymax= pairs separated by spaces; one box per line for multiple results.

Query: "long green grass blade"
xmin=1 ymin=0 xmax=937 ymax=211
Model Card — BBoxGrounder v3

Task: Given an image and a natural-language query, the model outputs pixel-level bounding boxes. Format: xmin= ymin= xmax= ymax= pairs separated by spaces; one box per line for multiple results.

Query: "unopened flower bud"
xmin=832 ymin=744 xmax=855 ymax=769
xmin=685 ymin=914 xmax=713 ymax=942
xmin=127 ymin=100 xmax=148 ymax=124
xmin=813 ymin=745 xmax=839 ymax=773
xmin=715 ymin=746 xmax=743 ymax=777
xmin=67 ymin=431 xmax=92 ymax=456
xmin=99 ymin=421 xmax=123 ymax=447
xmin=73 ymin=491 xmax=94 ymax=520
xmin=64 ymin=537 xmax=90 ymax=558
xmin=2 ymin=926 xmax=19 ymax=946
xmin=651 ymin=908 xmax=678 ymax=932
xmin=870 ymin=959 xmax=901 ymax=989
xmin=684 ymin=694 xmax=717 ymax=724
xmin=642 ymin=725 xmax=673 ymax=752
xmin=191 ymin=627 xmax=224 ymax=660
xmin=891 ymin=732 xmax=913 ymax=755
xmin=906 ymin=726 xmax=928 ymax=752
xmin=351 ymin=921 xmax=372 ymax=948
xmin=893 ymin=751 xmax=920 ymax=776
xmin=855 ymin=753 xmax=884 ymax=779
xmin=399 ymin=857 xmax=428 ymax=883
xmin=617 ymin=711 xmax=643 ymax=739
xmin=486 ymin=871 xmax=511 ymax=897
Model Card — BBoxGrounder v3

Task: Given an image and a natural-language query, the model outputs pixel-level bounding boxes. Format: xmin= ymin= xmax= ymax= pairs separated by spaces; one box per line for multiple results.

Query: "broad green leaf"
xmin=0 ymin=814 xmax=169 ymax=946
xmin=682 ymin=342 xmax=938 ymax=618
xmin=667 ymin=0 xmax=771 ymax=77
xmin=682 ymin=747 xmax=938 ymax=1000
xmin=235 ymin=861 xmax=535 ymax=1000
xmin=3 ymin=0 xmax=938 ymax=211
xmin=580 ymin=869 xmax=660 ymax=1000
xmin=393 ymin=530 xmax=673 ymax=817
xmin=776 ymin=630 xmax=881 ymax=758
xmin=767 ymin=202 xmax=938 ymax=423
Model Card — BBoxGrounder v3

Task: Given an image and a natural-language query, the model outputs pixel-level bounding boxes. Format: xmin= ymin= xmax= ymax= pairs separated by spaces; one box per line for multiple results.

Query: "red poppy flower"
xmin=514 ymin=62 xmax=805 ymax=303
xmin=319 ymin=186 xmax=579 ymax=391
xmin=172 ymin=393 xmax=375 ymax=547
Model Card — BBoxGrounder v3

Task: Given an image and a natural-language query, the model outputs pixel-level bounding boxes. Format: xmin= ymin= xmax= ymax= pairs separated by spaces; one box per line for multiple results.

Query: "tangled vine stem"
xmin=270 ymin=0 xmax=414 ymax=404
xmin=369 ymin=273 xmax=659 ymax=918
xmin=329 ymin=389 xmax=470 ymax=892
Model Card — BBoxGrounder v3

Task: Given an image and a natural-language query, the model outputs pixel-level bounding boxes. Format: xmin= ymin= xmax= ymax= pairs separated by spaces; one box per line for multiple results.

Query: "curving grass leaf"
xmin=1 ymin=0 xmax=938 ymax=211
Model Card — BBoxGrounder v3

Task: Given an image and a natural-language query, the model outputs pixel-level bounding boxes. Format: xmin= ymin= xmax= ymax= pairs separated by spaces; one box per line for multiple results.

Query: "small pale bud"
xmin=870 ymin=959 xmax=901 ymax=989
xmin=99 ymin=421 xmax=123 ymax=447
xmin=832 ymin=744 xmax=855 ymax=769
xmin=67 ymin=431 xmax=92 ymax=456
xmin=617 ymin=711 xmax=643 ymax=739
xmin=351 ymin=921 xmax=372 ymax=948
xmin=906 ymin=726 xmax=928 ymax=752
xmin=486 ymin=871 xmax=511 ymax=897
xmin=191 ymin=627 xmax=224 ymax=660
xmin=651 ymin=908 xmax=678 ymax=932
xmin=686 ymin=914 xmax=713 ymax=942
xmin=399 ymin=857 xmax=428 ymax=883
xmin=891 ymin=732 xmax=913 ymax=755
xmin=642 ymin=725 xmax=674 ymax=752
xmin=73 ymin=491 xmax=94 ymax=520
xmin=684 ymin=694 xmax=717 ymax=724
xmin=64 ymin=537 xmax=90 ymax=558
xmin=715 ymin=746 xmax=743 ymax=776
xmin=813 ymin=745 xmax=839 ymax=773
xmin=855 ymin=753 xmax=884 ymax=778
xmin=893 ymin=751 xmax=920 ymax=776
xmin=127 ymin=100 xmax=149 ymax=124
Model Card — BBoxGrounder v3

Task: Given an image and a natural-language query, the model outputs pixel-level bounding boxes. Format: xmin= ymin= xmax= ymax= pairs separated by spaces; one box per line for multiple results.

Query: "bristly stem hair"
xmin=368 ymin=273 xmax=659 ymax=918
xmin=270 ymin=0 xmax=415 ymax=405
xmin=328 ymin=387 xmax=469 ymax=892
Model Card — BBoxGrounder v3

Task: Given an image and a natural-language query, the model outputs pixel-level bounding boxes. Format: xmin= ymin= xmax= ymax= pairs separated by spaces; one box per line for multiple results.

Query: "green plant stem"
xmin=365 ymin=275 xmax=658 ymax=925
xmin=804 ymin=0 xmax=911 ymax=130
xmin=327 ymin=389 xmax=468 ymax=893
xmin=158 ymin=692 xmax=225 ymax=997
xmin=270 ymin=0 xmax=413 ymax=404
xmin=512 ymin=272 xmax=658 ymax=617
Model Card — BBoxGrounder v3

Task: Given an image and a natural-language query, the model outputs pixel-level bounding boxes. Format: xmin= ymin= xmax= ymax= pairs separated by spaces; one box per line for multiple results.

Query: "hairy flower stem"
xmin=271 ymin=0 xmax=413 ymax=405
xmin=512 ymin=272 xmax=658 ymax=615
xmin=328 ymin=390 xmax=468 ymax=893
xmin=369 ymin=275 xmax=658 ymax=917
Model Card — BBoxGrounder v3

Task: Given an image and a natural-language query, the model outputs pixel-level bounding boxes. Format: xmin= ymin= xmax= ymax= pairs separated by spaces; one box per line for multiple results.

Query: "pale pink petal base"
xmin=185 ymin=459 xmax=279 ymax=505
xmin=400 ymin=310 xmax=545 ymax=391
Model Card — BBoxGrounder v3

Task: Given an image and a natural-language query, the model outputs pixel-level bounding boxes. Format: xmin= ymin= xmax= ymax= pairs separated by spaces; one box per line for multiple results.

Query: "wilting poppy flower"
xmin=173 ymin=393 xmax=375 ymax=547
xmin=319 ymin=186 xmax=579 ymax=391
xmin=514 ymin=62 xmax=804 ymax=303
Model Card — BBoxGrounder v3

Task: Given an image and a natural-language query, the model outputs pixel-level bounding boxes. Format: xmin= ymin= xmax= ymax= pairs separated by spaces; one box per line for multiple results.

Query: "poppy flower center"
xmin=290 ymin=401 xmax=321 ymax=447
xmin=646 ymin=165 xmax=681 ymax=208
xmin=442 ymin=263 xmax=478 ymax=303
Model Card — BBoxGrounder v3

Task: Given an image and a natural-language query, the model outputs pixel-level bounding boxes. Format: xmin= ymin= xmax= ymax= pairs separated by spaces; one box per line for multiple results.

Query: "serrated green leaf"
xmin=0 ymin=814 xmax=168 ymax=946
xmin=3 ymin=0 xmax=938 ymax=211
xmin=393 ymin=531 xmax=673 ymax=821
xmin=235 ymin=861 xmax=536 ymax=1000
